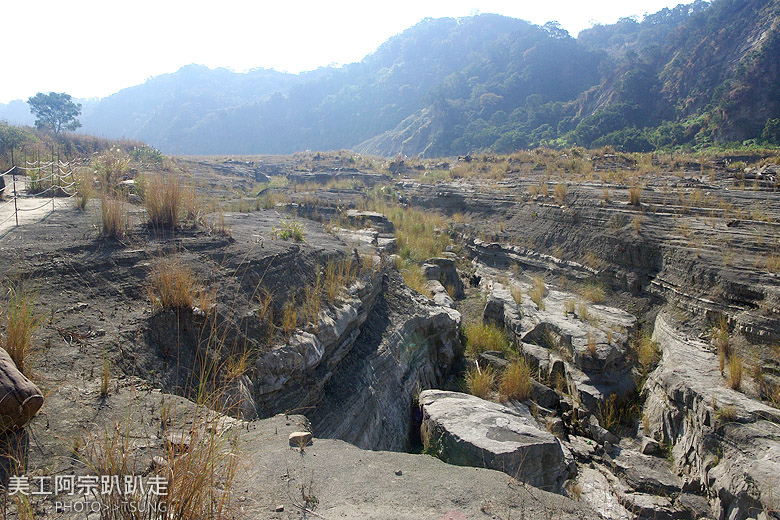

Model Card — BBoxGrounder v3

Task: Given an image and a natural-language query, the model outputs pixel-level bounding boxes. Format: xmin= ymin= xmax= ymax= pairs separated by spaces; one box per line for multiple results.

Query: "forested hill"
xmin=5 ymin=0 xmax=778 ymax=155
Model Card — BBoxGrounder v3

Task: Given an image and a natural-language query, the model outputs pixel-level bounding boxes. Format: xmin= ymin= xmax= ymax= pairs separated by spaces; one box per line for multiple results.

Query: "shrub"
xmin=148 ymin=257 xmax=199 ymax=311
xmin=100 ymin=196 xmax=127 ymax=237
xmin=465 ymin=365 xmax=495 ymax=399
xmin=3 ymin=284 xmax=40 ymax=375
xmin=144 ymin=174 xmax=182 ymax=229
xmin=274 ymin=219 xmax=305 ymax=242
xmin=499 ymin=358 xmax=533 ymax=401
xmin=464 ymin=322 xmax=510 ymax=355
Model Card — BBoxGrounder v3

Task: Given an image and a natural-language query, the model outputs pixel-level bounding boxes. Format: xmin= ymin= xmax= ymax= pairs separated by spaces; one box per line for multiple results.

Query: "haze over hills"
xmin=2 ymin=0 xmax=778 ymax=156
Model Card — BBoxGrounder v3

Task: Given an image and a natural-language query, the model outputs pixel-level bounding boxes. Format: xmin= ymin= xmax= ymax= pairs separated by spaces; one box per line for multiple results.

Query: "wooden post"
xmin=12 ymin=160 xmax=18 ymax=227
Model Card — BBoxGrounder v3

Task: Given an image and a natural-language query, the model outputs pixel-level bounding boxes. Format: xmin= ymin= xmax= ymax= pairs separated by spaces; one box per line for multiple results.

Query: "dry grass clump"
xmin=629 ymin=185 xmax=642 ymax=206
xmin=377 ymin=203 xmax=451 ymax=261
xmin=144 ymin=174 xmax=182 ymax=229
xmin=635 ymin=331 xmax=660 ymax=370
xmin=499 ymin=358 xmax=533 ymax=401
xmin=464 ymin=322 xmax=510 ymax=356
xmin=633 ymin=215 xmax=643 ymax=234
xmin=101 ymin=196 xmax=128 ymax=237
xmin=510 ymin=284 xmax=523 ymax=305
xmin=711 ymin=315 xmax=730 ymax=372
xmin=86 ymin=412 xmax=241 ymax=520
xmin=580 ymin=282 xmax=605 ymax=303
xmin=529 ymin=275 xmax=546 ymax=310
xmin=100 ymin=352 xmax=111 ymax=396
xmin=3 ymin=284 xmax=40 ymax=375
xmin=75 ymin=173 xmax=94 ymax=211
xmin=465 ymin=364 xmax=495 ymax=399
xmin=586 ymin=330 xmax=597 ymax=357
xmin=728 ymin=354 xmax=743 ymax=390
xmin=181 ymin=184 xmax=204 ymax=226
xmin=401 ymin=264 xmax=429 ymax=296
xmin=324 ymin=257 xmax=357 ymax=301
xmin=767 ymin=254 xmax=780 ymax=273
xmin=563 ymin=298 xmax=576 ymax=316
xmin=282 ymin=296 xmax=298 ymax=340
xmin=302 ymin=272 xmax=322 ymax=325
xmin=554 ymin=182 xmax=568 ymax=204
xmin=576 ymin=302 xmax=590 ymax=322
xmin=148 ymin=257 xmax=201 ymax=311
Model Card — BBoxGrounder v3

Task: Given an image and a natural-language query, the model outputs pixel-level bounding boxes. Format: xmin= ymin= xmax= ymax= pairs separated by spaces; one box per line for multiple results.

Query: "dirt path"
xmin=0 ymin=178 xmax=73 ymax=237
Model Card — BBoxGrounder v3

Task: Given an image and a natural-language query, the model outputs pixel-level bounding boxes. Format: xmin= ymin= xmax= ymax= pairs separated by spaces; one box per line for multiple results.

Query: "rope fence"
xmin=0 ymin=159 xmax=80 ymax=229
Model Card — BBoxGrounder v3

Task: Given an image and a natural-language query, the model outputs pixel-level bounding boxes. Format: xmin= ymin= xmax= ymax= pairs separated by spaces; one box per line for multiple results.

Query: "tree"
xmin=0 ymin=124 xmax=28 ymax=165
xmin=761 ymin=118 xmax=780 ymax=145
xmin=26 ymin=92 xmax=81 ymax=135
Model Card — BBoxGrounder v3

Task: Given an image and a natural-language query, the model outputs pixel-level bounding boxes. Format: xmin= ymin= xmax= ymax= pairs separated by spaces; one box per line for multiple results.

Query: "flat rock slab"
xmin=607 ymin=447 xmax=681 ymax=495
xmin=419 ymin=389 xmax=568 ymax=492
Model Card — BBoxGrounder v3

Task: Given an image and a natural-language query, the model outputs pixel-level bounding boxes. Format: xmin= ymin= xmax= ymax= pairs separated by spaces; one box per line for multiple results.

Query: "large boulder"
xmin=419 ymin=390 xmax=569 ymax=492
xmin=0 ymin=348 xmax=43 ymax=431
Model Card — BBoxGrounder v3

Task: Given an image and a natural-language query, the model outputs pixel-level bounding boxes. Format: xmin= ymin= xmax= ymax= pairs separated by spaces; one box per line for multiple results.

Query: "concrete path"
xmin=0 ymin=178 xmax=73 ymax=237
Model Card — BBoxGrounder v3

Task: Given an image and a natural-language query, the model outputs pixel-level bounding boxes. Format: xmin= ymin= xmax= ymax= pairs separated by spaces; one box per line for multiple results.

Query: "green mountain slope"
xmin=60 ymin=0 xmax=780 ymax=155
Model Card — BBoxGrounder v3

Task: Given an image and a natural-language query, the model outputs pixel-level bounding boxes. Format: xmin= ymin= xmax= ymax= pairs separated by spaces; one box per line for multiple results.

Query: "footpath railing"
xmin=0 ymin=159 xmax=83 ymax=228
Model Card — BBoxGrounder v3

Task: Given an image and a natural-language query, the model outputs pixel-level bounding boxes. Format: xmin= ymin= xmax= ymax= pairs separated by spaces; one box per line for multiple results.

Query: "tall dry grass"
xmin=3 ymin=284 xmax=40 ymax=375
xmin=145 ymin=174 xmax=182 ymax=229
xmin=499 ymin=358 xmax=533 ymax=401
xmin=148 ymin=257 xmax=203 ymax=311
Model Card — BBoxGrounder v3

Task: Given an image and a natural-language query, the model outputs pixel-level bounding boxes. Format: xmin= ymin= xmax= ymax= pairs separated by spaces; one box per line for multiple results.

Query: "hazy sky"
xmin=2 ymin=0 xmax=687 ymax=103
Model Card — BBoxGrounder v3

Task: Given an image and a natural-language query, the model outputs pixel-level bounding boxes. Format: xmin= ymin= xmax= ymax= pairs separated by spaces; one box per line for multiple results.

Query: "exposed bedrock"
xmin=478 ymin=263 xmax=638 ymax=413
xmin=254 ymin=270 xmax=463 ymax=451
xmin=644 ymin=312 xmax=780 ymax=520
xmin=408 ymin=181 xmax=780 ymax=344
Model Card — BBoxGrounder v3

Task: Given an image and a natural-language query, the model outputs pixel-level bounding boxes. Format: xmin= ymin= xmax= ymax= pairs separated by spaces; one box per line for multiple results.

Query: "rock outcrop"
xmin=254 ymin=269 xmax=462 ymax=451
xmin=419 ymin=389 xmax=570 ymax=492
xmin=644 ymin=312 xmax=780 ymax=520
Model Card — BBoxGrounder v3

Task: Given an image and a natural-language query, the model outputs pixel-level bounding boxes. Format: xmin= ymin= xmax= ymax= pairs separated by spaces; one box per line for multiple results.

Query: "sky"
xmin=2 ymin=0 xmax=688 ymax=104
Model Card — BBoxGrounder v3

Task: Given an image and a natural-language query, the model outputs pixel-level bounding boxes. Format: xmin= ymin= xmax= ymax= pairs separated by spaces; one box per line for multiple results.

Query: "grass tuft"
xmin=465 ymin=364 xmax=495 ymax=399
xmin=728 ymin=354 xmax=743 ymax=390
xmin=3 ymin=284 xmax=40 ymax=375
xmin=499 ymin=358 xmax=533 ymax=401
xmin=101 ymin=196 xmax=128 ymax=237
xmin=464 ymin=322 xmax=510 ymax=356
xmin=529 ymin=275 xmax=546 ymax=310
xmin=148 ymin=257 xmax=200 ymax=311
xmin=144 ymin=174 xmax=182 ymax=229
